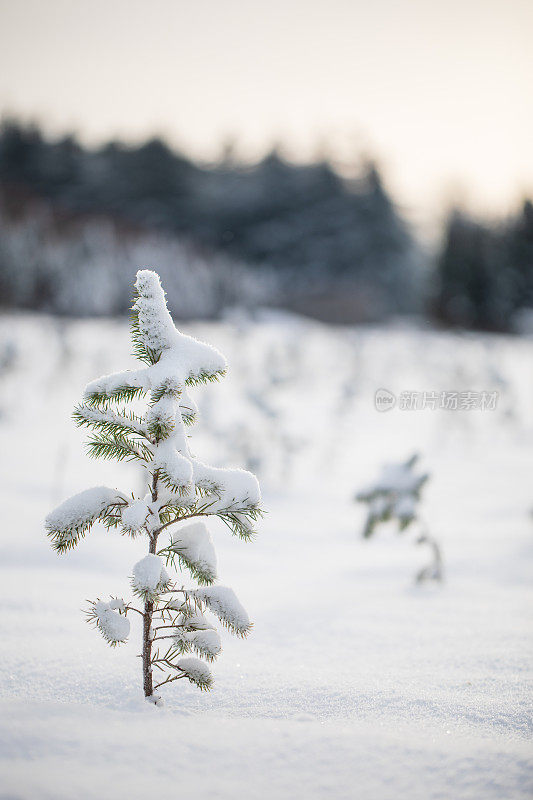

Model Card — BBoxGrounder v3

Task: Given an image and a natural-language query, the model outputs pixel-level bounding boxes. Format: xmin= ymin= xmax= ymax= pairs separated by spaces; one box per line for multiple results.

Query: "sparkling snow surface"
xmin=0 ymin=311 xmax=532 ymax=800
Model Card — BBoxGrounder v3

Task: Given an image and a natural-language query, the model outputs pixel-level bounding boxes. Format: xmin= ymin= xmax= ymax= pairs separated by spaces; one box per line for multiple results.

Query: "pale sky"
xmin=0 ymin=0 xmax=531 ymax=226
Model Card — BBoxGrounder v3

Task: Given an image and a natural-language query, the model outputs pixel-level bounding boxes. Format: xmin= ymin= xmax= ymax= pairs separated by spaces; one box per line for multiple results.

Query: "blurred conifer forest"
xmin=0 ymin=120 xmax=531 ymax=330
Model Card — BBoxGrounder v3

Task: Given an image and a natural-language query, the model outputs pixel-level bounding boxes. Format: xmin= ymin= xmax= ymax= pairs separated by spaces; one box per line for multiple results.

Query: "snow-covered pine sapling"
xmin=45 ymin=269 xmax=262 ymax=704
xmin=355 ymin=454 xmax=443 ymax=583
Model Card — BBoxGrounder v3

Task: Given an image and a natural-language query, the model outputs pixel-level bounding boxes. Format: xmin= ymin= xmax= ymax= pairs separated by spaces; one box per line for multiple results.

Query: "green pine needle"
xmin=85 ymin=385 xmax=146 ymax=409
xmin=185 ymin=369 xmax=226 ymax=387
xmin=130 ymin=307 xmax=162 ymax=366
xmin=86 ymin=431 xmax=153 ymax=464
xmin=46 ymin=501 xmax=126 ymax=553
xmin=73 ymin=405 xmax=148 ymax=441
xmin=158 ymin=545 xmax=216 ymax=586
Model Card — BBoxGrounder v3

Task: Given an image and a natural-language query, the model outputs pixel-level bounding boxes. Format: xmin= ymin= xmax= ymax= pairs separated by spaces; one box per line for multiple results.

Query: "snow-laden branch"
xmin=45 ymin=486 xmax=127 ymax=552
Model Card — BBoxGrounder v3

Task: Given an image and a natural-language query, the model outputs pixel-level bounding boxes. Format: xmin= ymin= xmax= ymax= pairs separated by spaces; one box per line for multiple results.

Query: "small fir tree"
xmin=45 ymin=270 xmax=262 ymax=704
xmin=355 ymin=454 xmax=443 ymax=583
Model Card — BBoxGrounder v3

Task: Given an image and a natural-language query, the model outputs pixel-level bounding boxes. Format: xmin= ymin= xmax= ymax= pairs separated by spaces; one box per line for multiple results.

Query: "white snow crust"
xmin=120 ymin=499 xmax=149 ymax=533
xmin=189 ymin=628 xmax=221 ymax=658
xmin=45 ymin=486 xmax=123 ymax=534
xmin=132 ymin=554 xmax=169 ymax=593
xmin=195 ymin=586 xmax=250 ymax=634
xmin=193 ymin=462 xmax=261 ymax=513
xmin=171 ymin=521 xmax=217 ymax=580
xmin=180 ymin=611 xmax=214 ymax=631
xmin=94 ymin=601 xmax=130 ymax=643
xmin=177 ymin=657 xmax=212 ymax=684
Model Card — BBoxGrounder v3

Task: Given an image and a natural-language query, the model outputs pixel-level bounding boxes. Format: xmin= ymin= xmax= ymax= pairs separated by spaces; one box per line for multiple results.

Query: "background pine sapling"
xmin=355 ymin=454 xmax=443 ymax=583
xmin=45 ymin=269 xmax=262 ymax=704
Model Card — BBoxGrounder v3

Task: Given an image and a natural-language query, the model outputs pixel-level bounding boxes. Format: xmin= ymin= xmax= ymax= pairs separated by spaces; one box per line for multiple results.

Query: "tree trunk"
xmin=142 ymin=596 xmax=154 ymax=698
xmin=143 ymin=473 xmax=159 ymax=699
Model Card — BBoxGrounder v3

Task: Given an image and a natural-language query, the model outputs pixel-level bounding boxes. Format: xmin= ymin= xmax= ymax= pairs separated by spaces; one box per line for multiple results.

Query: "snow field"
xmin=0 ymin=310 xmax=531 ymax=799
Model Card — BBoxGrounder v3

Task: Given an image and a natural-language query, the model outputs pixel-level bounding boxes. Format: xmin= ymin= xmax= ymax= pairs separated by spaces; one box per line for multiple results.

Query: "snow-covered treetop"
xmin=356 ymin=454 xmax=428 ymax=537
xmin=64 ymin=269 xmax=262 ymax=541
xmin=48 ymin=268 xmax=261 ymax=552
xmin=84 ymin=270 xmax=227 ymax=404
xmin=133 ymin=270 xmax=227 ymax=379
xmin=357 ymin=454 xmax=427 ymax=501
xmin=134 ymin=269 xmax=178 ymax=356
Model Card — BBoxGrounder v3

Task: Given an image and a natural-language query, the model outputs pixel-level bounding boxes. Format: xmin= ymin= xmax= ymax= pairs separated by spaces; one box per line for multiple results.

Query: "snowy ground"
xmin=0 ymin=310 xmax=532 ymax=799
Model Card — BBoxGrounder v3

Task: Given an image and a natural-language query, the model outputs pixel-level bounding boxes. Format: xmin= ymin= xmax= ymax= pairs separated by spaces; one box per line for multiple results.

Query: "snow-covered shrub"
xmin=356 ymin=454 xmax=428 ymax=538
xmin=45 ymin=269 xmax=262 ymax=703
xmin=355 ymin=454 xmax=443 ymax=583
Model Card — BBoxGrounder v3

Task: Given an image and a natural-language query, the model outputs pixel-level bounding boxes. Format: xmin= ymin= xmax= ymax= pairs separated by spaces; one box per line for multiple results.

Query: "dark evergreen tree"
xmin=507 ymin=200 xmax=533 ymax=311
xmin=435 ymin=209 xmax=513 ymax=331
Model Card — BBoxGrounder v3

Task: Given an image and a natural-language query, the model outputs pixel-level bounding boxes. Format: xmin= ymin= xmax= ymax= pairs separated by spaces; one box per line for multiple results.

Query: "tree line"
xmin=0 ymin=120 xmax=531 ymax=330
